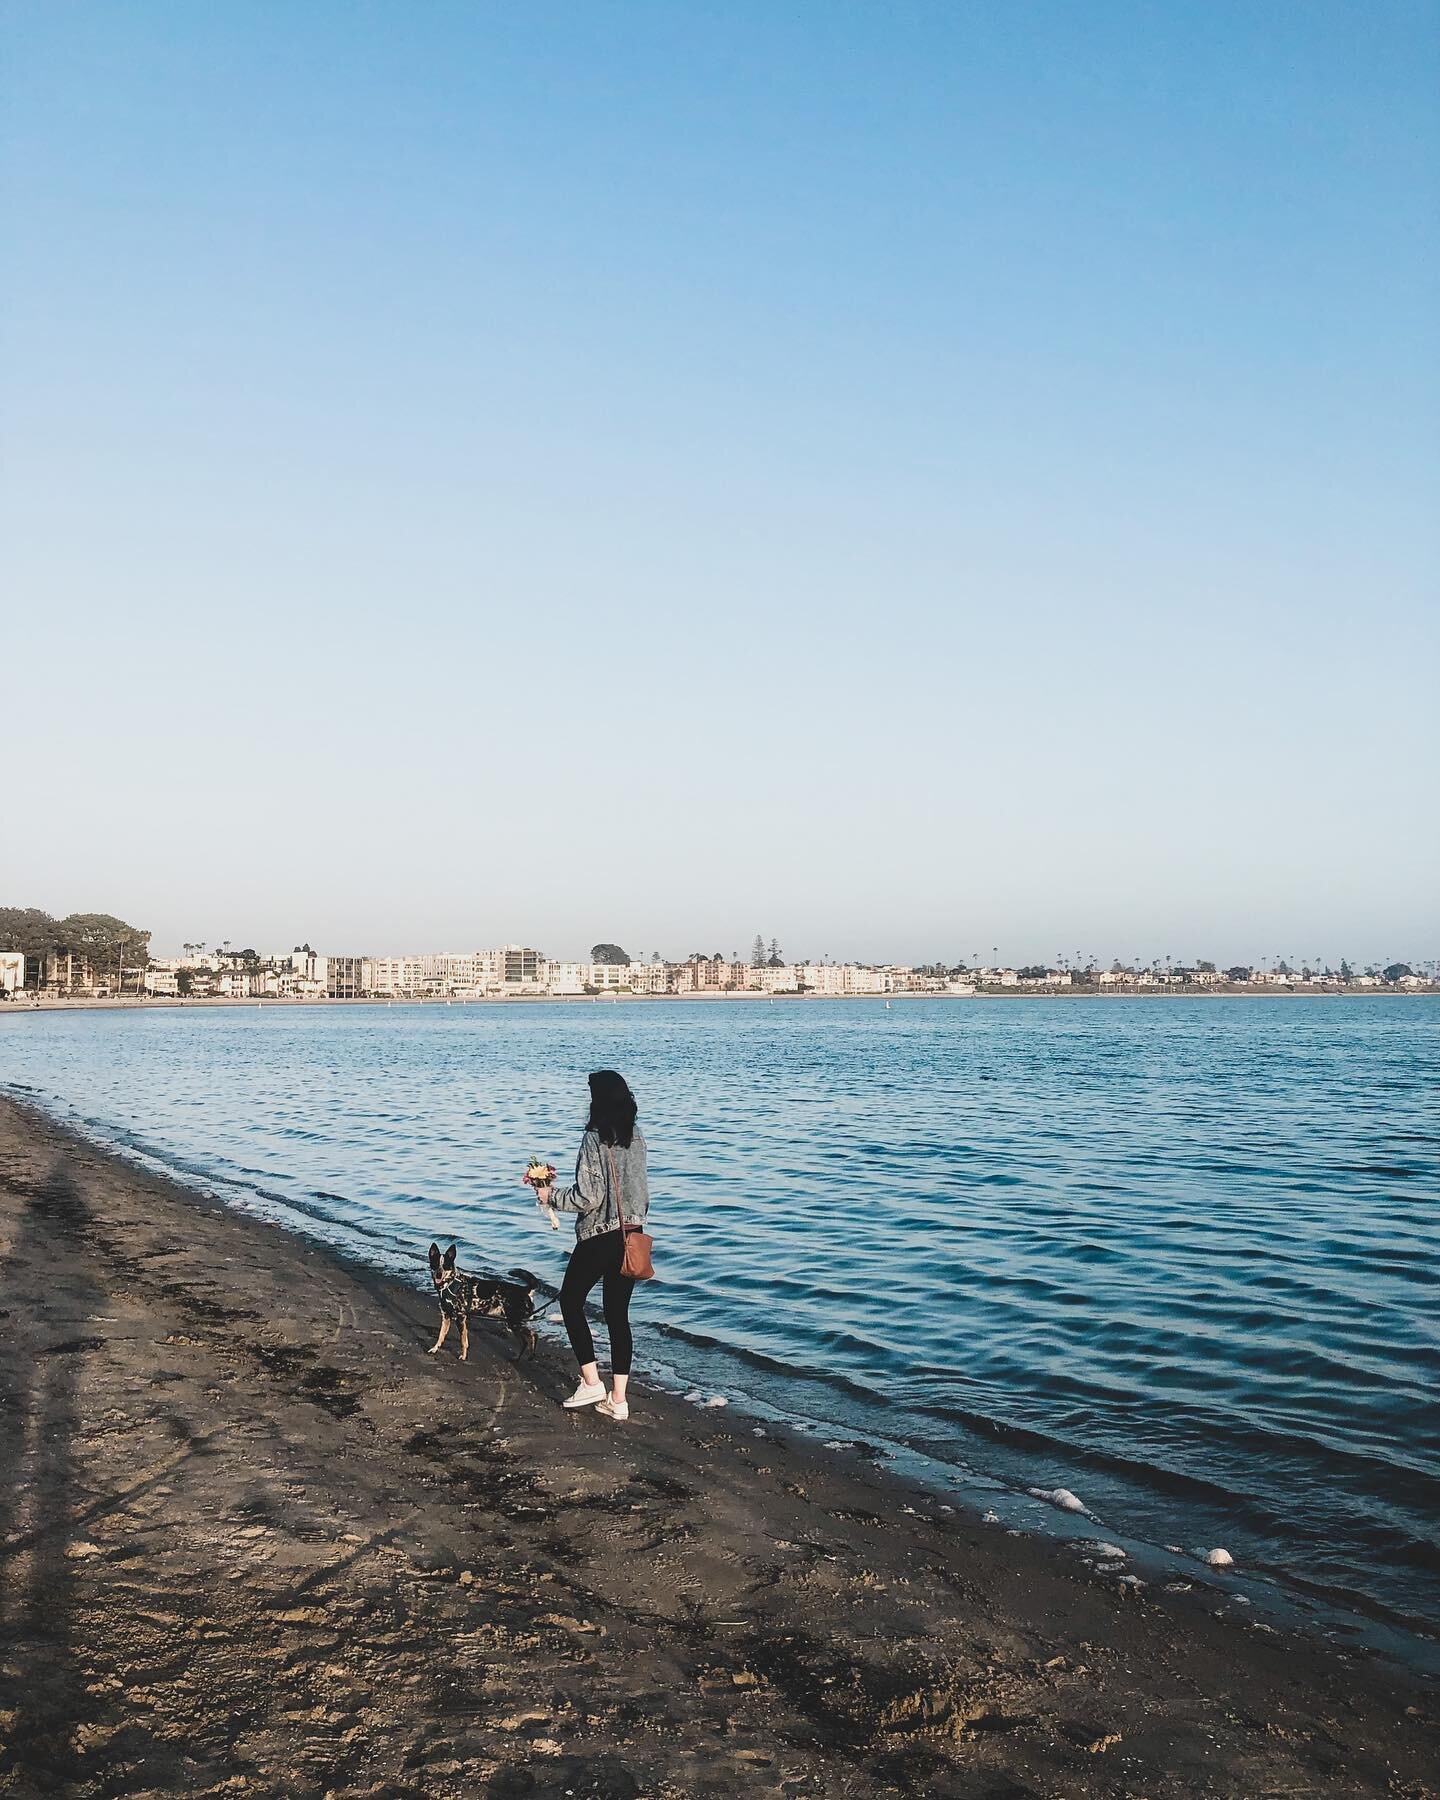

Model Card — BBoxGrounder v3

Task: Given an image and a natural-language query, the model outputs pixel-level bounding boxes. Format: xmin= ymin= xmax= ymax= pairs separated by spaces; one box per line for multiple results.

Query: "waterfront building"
xmin=755 ymin=963 xmax=800 ymax=994
xmin=419 ymin=952 xmax=488 ymax=995
xmin=846 ymin=965 xmax=889 ymax=995
xmin=630 ymin=961 xmax=673 ymax=995
xmin=327 ymin=956 xmax=367 ymax=1000
xmin=144 ymin=961 xmax=181 ymax=997
xmin=272 ymin=951 xmax=327 ymax=998
xmin=589 ymin=962 xmax=634 ymax=991
xmin=688 ymin=956 xmax=729 ymax=991
xmin=366 ymin=956 xmax=418 ymax=996
xmin=0 ymin=951 xmax=24 ymax=995
xmin=34 ymin=950 xmax=100 ymax=994
xmin=485 ymin=945 xmax=543 ymax=988
xmin=795 ymin=962 xmax=843 ymax=995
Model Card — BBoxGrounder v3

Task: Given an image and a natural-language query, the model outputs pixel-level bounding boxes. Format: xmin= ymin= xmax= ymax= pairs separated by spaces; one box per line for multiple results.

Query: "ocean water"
xmin=2 ymin=997 xmax=1437 ymax=1651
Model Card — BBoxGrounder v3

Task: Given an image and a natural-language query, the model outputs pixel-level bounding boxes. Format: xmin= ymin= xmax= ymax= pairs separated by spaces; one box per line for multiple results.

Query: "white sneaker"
xmin=561 ymin=1380 xmax=606 ymax=1409
xmin=596 ymin=1395 xmax=629 ymax=1422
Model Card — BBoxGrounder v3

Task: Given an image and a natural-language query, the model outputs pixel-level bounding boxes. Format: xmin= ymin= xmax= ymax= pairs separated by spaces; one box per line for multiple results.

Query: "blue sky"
xmin=3 ymin=1 xmax=1436 ymax=964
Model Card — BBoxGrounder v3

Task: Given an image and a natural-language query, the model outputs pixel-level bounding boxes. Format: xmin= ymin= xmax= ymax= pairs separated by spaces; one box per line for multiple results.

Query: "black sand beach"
xmin=0 ymin=1095 xmax=1435 ymax=1798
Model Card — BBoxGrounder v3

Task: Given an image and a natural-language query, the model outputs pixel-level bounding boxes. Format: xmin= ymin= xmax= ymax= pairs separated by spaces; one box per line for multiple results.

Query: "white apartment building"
xmin=798 ymin=963 xmax=890 ymax=995
xmin=628 ymin=962 xmax=671 ymax=995
xmin=545 ymin=962 xmax=590 ymax=995
xmin=362 ymin=953 xmax=491 ymax=997
xmin=845 ymin=965 xmax=890 ymax=995
xmin=420 ymin=953 xmax=488 ymax=995
xmin=272 ymin=951 xmax=327 ymax=998
xmin=753 ymin=963 xmax=800 ymax=993
xmin=365 ymin=956 xmax=417 ymax=996
xmin=485 ymin=946 xmax=545 ymax=989
xmin=144 ymin=960 xmax=181 ymax=997
xmin=0 ymin=950 xmax=26 ymax=994
xmin=589 ymin=962 xmax=634 ymax=991
xmin=280 ymin=949 xmax=327 ymax=987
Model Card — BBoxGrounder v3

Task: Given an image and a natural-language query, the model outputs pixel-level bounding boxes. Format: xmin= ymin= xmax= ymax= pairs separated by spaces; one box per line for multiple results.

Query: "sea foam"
xmin=1029 ymin=1487 xmax=1089 ymax=1515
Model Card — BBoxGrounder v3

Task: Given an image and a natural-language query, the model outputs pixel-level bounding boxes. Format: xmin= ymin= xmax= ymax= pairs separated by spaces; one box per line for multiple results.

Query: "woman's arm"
xmin=548 ymin=1133 xmax=607 ymax=1216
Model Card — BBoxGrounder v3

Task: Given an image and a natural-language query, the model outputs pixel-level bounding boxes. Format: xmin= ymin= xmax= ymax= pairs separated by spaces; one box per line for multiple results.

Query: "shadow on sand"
xmin=0 ymin=1159 xmax=98 ymax=1790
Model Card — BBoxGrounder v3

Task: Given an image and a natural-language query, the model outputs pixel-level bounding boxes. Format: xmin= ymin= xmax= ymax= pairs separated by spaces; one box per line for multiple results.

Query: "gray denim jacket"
xmin=549 ymin=1129 xmax=649 ymax=1244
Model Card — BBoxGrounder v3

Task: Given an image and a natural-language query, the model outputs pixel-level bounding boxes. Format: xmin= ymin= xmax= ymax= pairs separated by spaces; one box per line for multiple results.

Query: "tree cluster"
xmin=591 ymin=943 xmax=630 ymax=965
xmin=0 ymin=906 xmax=151 ymax=971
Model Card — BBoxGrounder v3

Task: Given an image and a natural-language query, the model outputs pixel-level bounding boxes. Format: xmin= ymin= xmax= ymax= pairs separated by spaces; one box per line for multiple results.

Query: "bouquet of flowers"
xmin=524 ymin=1157 xmax=560 ymax=1230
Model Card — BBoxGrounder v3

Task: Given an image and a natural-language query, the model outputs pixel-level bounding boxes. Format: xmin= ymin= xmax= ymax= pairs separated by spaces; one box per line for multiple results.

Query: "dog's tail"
xmin=508 ymin=1267 xmax=545 ymax=1315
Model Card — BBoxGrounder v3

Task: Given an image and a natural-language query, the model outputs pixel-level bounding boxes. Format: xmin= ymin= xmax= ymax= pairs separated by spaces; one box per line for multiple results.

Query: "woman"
xmin=532 ymin=1069 xmax=648 ymax=1422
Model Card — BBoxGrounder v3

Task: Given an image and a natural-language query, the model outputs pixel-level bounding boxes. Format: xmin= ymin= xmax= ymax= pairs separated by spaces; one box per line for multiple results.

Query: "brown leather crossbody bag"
xmin=605 ymin=1145 xmax=655 ymax=1281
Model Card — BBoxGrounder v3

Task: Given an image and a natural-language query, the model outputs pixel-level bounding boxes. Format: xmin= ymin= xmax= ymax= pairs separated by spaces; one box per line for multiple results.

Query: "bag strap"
xmin=604 ymin=1144 xmax=628 ymax=1236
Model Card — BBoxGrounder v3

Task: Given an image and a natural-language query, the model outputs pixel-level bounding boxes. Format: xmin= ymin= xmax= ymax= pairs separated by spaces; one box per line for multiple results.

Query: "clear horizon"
xmin=4 ymin=2 xmax=1436 ymax=963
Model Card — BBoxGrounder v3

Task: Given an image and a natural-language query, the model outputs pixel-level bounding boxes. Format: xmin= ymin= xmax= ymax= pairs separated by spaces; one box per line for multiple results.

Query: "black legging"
xmin=559 ymin=1230 xmax=635 ymax=1376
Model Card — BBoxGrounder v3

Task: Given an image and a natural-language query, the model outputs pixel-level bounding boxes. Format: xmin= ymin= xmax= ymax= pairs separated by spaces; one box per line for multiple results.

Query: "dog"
xmin=427 ymin=1243 xmax=540 ymax=1361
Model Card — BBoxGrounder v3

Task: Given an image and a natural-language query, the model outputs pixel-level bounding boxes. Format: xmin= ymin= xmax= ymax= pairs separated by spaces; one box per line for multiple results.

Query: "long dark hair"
xmin=586 ymin=1069 xmax=637 ymax=1148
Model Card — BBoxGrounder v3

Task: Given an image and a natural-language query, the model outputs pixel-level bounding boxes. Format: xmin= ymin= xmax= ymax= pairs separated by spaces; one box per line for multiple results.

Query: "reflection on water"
xmin=3 ymin=996 xmax=1437 ymax=1641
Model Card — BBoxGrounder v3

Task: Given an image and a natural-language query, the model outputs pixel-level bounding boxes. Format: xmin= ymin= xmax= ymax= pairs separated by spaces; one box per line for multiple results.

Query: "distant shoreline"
xmin=2 ymin=986 xmax=1431 ymax=1016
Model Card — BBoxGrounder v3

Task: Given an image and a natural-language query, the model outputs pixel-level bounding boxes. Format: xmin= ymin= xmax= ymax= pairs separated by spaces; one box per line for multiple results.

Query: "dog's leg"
xmin=428 ymin=1314 xmax=450 ymax=1356
xmin=506 ymin=1308 xmax=538 ymax=1359
xmin=459 ymin=1318 xmax=469 ymax=1363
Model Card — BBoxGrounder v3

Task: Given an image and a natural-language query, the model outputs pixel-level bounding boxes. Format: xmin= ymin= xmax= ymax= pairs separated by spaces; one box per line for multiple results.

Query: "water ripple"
xmin=3 ymin=994 xmax=1437 ymax=1641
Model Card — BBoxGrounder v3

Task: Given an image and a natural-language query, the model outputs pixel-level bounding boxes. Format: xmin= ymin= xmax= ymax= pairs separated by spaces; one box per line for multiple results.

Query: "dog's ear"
xmin=428 ymin=1242 xmax=441 ymax=1271
xmin=443 ymin=1244 xmax=457 ymax=1270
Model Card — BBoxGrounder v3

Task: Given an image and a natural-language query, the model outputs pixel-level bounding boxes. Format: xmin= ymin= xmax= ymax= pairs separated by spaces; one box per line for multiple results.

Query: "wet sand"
xmin=0 ymin=1096 xmax=1435 ymax=1798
